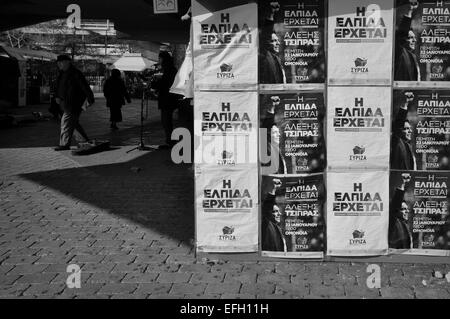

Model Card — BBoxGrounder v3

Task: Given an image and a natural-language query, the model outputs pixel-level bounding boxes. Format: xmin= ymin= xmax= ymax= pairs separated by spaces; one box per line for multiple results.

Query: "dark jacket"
xmin=152 ymin=65 xmax=180 ymax=109
xmin=103 ymin=77 xmax=130 ymax=108
xmin=391 ymin=108 xmax=415 ymax=170
xmin=261 ymin=193 xmax=285 ymax=251
xmin=389 ymin=188 xmax=412 ymax=249
xmin=259 ymin=50 xmax=285 ymax=84
xmin=394 ymin=16 xmax=420 ymax=81
xmin=56 ymin=65 xmax=94 ymax=113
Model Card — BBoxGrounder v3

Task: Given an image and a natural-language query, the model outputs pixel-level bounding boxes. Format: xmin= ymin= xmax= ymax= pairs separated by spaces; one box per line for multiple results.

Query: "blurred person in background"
xmin=103 ymin=69 xmax=131 ymax=130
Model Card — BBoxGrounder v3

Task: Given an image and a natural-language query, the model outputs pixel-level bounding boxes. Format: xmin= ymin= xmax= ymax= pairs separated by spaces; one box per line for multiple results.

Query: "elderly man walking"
xmin=54 ymin=54 xmax=95 ymax=151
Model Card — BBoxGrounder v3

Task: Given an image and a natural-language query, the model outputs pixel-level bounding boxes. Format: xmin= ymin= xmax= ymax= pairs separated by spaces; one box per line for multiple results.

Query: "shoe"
xmin=54 ymin=146 xmax=70 ymax=151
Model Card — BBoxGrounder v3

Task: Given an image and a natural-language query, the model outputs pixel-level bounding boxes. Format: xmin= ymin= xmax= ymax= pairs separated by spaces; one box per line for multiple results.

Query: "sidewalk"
xmin=0 ymin=98 xmax=449 ymax=299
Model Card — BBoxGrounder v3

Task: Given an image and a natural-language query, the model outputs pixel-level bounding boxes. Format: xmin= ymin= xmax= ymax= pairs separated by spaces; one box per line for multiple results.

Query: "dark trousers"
xmin=161 ymin=106 xmax=176 ymax=145
xmin=60 ymin=111 xmax=89 ymax=146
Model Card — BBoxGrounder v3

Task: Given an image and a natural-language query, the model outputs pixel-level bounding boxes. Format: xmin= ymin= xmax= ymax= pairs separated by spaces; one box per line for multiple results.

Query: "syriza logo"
xmin=217 ymin=63 xmax=235 ymax=79
xmin=349 ymin=145 xmax=367 ymax=161
xmin=219 ymin=226 xmax=236 ymax=241
xmin=217 ymin=150 xmax=236 ymax=166
xmin=349 ymin=229 xmax=366 ymax=245
xmin=351 ymin=57 xmax=368 ymax=73
xmin=431 ymin=65 xmax=444 ymax=79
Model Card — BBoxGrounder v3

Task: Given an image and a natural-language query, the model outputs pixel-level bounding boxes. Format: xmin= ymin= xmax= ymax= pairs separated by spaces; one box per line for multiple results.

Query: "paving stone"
xmin=190 ymin=272 xmax=224 ymax=284
xmin=256 ymin=273 xmax=291 ymax=284
xmin=0 ymin=274 xmax=21 ymax=286
xmin=178 ymin=264 xmax=211 ymax=273
xmin=414 ymin=288 xmax=450 ymax=299
xmin=22 ymin=283 xmax=65 ymax=296
xmin=309 ymin=285 xmax=345 ymax=298
xmin=157 ymin=272 xmax=192 ymax=284
xmin=240 ymin=283 xmax=276 ymax=295
xmin=7 ymin=264 xmax=49 ymax=275
xmin=134 ymin=254 xmax=168 ymax=264
xmin=275 ymin=283 xmax=309 ymax=298
xmin=111 ymin=263 xmax=148 ymax=273
xmin=0 ymin=284 xmax=31 ymax=297
xmin=15 ymin=273 xmax=58 ymax=285
xmin=221 ymin=293 xmax=256 ymax=299
xmin=135 ymin=283 xmax=172 ymax=295
xmin=170 ymin=283 xmax=207 ymax=295
xmin=121 ymin=272 xmax=158 ymax=284
xmin=97 ymin=283 xmax=138 ymax=295
xmin=380 ymin=287 xmax=415 ymax=299
xmin=223 ymin=272 xmax=258 ymax=284
xmin=205 ymin=282 xmax=241 ymax=295
xmin=86 ymin=272 xmax=126 ymax=284
xmin=344 ymin=285 xmax=381 ymax=299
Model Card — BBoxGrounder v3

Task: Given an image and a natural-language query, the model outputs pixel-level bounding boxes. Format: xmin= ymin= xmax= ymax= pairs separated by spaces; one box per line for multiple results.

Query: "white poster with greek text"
xmin=327 ymin=86 xmax=391 ymax=170
xmin=194 ymin=91 xmax=258 ymax=167
xmin=192 ymin=1 xmax=258 ymax=90
xmin=327 ymin=171 xmax=389 ymax=256
xmin=196 ymin=166 xmax=258 ymax=252
xmin=328 ymin=0 xmax=394 ymax=85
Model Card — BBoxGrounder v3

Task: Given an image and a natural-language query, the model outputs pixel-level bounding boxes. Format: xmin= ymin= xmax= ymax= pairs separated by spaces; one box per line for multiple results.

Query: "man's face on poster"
xmin=407 ymin=30 xmax=417 ymax=51
xmin=402 ymin=121 xmax=412 ymax=141
xmin=271 ymin=125 xmax=280 ymax=145
xmin=269 ymin=33 xmax=280 ymax=54
xmin=57 ymin=60 xmax=70 ymax=71
xmin=272 ymin=204 xmax=281 ymax=223
xmin=400 ymin=201 xmax=410 ymax=221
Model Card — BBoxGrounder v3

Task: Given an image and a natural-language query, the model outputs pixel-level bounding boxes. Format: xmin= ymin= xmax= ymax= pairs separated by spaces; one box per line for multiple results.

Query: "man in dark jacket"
xmin=259 ymin=1 xmax=286 ymax=84
xmin=394 ymin=1 xmax=420 ymax=81
xmin=389 ymin=173 xmax=413 ymax=249
xmin=391 ymin=91 xmax=417 ymax=170
xmin=151 ymin=51 xmax=180 ymax=148
xmin=54 ymin=55 xmax=95 ymax=150
xmin=261 ymin=178 xmax=287 ymax=252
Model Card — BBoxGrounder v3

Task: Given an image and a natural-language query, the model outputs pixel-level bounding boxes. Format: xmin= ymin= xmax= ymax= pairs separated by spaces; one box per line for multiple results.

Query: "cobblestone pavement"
xmin=1 ymin=99 xmax=449 ymax=299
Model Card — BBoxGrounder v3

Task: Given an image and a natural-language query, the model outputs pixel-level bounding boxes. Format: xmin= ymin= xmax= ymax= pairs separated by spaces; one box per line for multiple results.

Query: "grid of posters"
xmin=192 ymin=1 xmax=258 ymax=90
xmin=327 ymin=171 xmax=390 ymax=256
xmin=394 ymin=0 xmax=450 ymax=82
xmin=258 ymin=0 xmax=325 ymax=84
xmin=328 ymin=0 xmax=394 ymax=85
xmin=261 ymin=174 xmax=325 ymax=258
xmin=327 ymin=86 xmax=391 ymax=169
xmin=391 ymin=90 xmax=450 ymax=171
xmin=260 ymin=92 xmax=326 ymax=174
xmin=389 ymin=171 xmax=450 ymax=255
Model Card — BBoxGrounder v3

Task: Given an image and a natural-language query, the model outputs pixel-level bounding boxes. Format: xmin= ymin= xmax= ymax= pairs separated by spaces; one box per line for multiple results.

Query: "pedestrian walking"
xmin=54 ymin=55 xmax=94 ymax=151
xmin=103 ymin=69 xmax=131 ymax=130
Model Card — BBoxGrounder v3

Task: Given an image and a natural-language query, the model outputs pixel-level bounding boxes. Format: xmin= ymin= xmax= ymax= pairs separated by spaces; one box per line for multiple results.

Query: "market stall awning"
xmin=113 ymin=53 xmax=156 ymax=72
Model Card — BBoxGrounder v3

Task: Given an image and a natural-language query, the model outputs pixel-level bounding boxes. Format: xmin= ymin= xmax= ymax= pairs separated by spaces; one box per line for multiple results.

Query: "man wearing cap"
xmin=54 ymin=54 xmax=95 ymax=151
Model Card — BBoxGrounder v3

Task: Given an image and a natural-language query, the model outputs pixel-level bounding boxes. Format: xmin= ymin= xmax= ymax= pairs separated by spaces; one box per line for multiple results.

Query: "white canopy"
xmin=113 ymin=53 xmax=156 ymax=72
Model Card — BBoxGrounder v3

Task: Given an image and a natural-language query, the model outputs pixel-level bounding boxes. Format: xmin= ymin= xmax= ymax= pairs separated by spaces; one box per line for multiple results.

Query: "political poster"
xmin=391 ymin=90 xmax=450 ymax=171
xmin=194 ymin=91 xmax=258 ymax=166
xmin=394 ymin=0 xmax=450 ymax=82
xmin=258 ymin=0 xmax=325 ymax=85
xmin=260 ymin=92 xmax=326 ymax=174
xmin=389 ymin=171 xmax=450 ymax=256
xmin=327 ymin=171 xmax=389 ymax=256
xmin=261 ymin=174 xmax=325 ymax=258
xmin=327 ymin=86 xmax=391 ymax=169
xmin=328 ymin=0 xmax=394 ymax=85
xmin=196 ymin=166 xmax=258 ymax=252
xmin=192 ymin=1 xmax=258 ymax=90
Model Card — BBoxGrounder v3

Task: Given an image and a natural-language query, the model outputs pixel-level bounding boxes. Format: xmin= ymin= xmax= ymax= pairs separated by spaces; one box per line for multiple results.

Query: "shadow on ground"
xmin=19 ymin=148 xmax=196 ymax=246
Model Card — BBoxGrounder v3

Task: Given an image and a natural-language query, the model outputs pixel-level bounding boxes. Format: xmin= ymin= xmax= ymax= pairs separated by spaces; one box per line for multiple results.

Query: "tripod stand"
xmin=127 ymin=86 xmax=157 ymax=153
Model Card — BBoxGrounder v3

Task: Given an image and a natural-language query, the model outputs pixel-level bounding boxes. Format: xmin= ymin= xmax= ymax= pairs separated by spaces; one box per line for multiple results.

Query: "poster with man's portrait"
xmin=389 ymin=171 xmax=450 ymax=256
xmin=258 ymin=0 xmax=325 ymax=85
xmin=260 ymin=92 xmax=326 ymax=175
xmin=395 ymin=0 xmax=450 ymax=82
xmin=261 ymin=174 xmax=325 ymax=258
xmin=391 ymin=90 xmax=450 ymax=171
